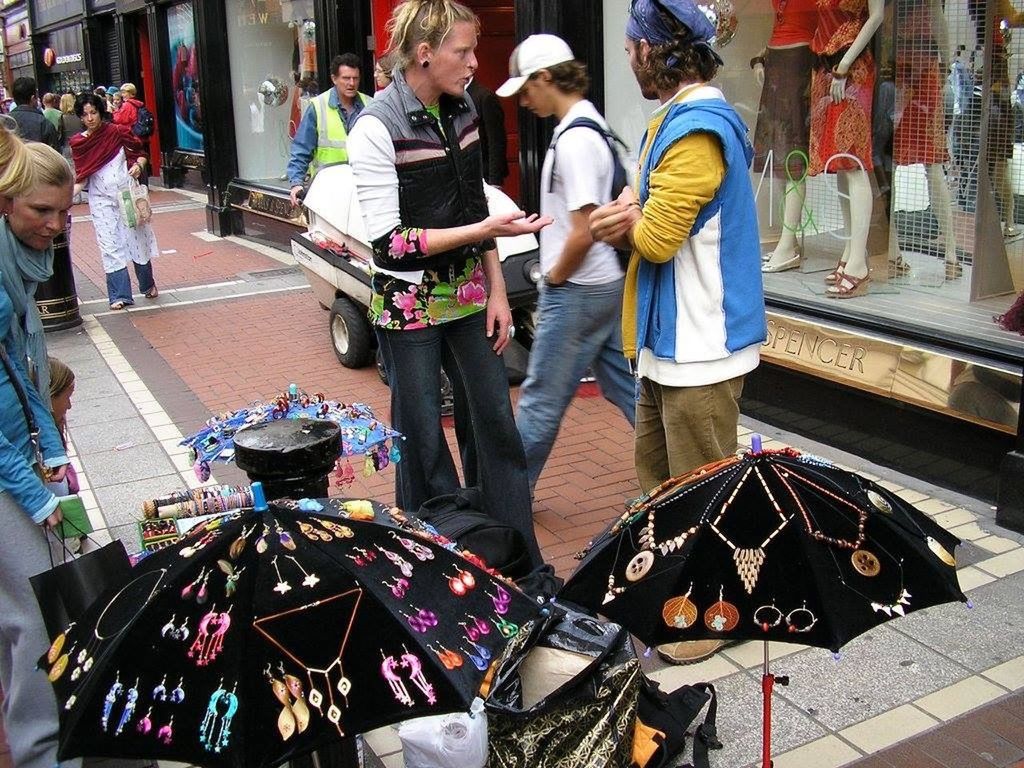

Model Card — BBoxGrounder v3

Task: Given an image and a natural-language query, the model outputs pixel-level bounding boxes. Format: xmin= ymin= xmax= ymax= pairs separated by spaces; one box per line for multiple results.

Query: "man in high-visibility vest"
xmin=288 ymin=53 xmax=373 ymax=206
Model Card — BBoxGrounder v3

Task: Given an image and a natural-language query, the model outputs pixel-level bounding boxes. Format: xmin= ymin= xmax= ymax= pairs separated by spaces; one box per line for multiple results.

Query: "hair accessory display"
xmin=704 ymin=587 xmax=740 ymax=632
xmin=200 ymin=679 xmax=239 ymax=753
xmin=753 ymin=602 xmax=783 ymax=632
xmin=662 ymin=584 xmax=698 ymax=629
xmin=101 ymin=672 xmax=124 ymax=731
xmin=785 ymin=603 xmax=818 ymax=633
xmin=375 ymin=544 xmax=414 ymax=577
xmin=390 ymin=531 xmax=434 ymax=561
xmin=188 ymin=605 xmax=233 ymax=666
xmin=114 ymin=678 xmax=139 ymax=736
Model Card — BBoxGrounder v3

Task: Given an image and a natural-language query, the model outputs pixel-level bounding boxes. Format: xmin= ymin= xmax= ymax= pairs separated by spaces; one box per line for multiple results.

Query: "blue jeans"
xmin=515 ymin=278 xmax=636 ymax=491
xmin=106 ymin=260 xmax=155 ymax=306
xmin=376 ymin=311 xmax=542 ymax=566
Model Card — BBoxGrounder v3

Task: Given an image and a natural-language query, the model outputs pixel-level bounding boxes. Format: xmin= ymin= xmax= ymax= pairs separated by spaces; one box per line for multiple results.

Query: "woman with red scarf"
xmin=69 ymin=93 xmax=158 ymax=310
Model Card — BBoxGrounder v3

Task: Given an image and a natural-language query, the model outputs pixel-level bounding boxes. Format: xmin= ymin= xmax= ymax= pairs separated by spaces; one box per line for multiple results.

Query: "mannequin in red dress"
xmin=808 ymin=0 xmax=884 ymax=298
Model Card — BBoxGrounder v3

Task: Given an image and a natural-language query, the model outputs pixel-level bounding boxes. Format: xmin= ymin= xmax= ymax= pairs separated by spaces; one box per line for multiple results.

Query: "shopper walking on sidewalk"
xmin=348 ymin=0 xmax=552 ymax=567
xmin=590 ymin=0 xmax=766 ymax=664
xmin=70 ymin=93 xmax=158 ymax=310
xmin=9 ymin=78 xmax=59 ymax=151
xmin=498 ymin=34 xmax=635 ymax=492
xmin=0 ymin=125 xmax=77 ymax=768
xmin=0 ymin=142 xmax=74 ymax=401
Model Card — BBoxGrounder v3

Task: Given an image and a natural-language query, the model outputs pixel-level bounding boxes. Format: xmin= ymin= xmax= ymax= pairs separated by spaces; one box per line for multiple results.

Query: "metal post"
xmin=36 ymin=229 xmax=82 ymax=331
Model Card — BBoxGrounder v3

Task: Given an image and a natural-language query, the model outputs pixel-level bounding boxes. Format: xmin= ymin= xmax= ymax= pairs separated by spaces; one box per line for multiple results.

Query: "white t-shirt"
xmin=539 ymin=100 xmax=623 ymax=285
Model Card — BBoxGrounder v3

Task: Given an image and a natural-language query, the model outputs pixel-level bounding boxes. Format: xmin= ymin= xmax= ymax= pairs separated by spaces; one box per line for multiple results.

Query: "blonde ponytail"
xmin=0 ymin=127 xmax=36 ymax=199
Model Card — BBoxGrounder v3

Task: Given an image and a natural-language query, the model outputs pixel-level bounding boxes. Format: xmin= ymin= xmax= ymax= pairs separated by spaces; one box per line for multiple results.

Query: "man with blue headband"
xmin=591 ymin=0 xmax=767 ymax=665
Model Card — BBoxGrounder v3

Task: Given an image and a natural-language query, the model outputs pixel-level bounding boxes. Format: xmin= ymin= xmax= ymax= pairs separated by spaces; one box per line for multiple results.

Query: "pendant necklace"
xmin=253 ymin=589 xmax=361 ymax=736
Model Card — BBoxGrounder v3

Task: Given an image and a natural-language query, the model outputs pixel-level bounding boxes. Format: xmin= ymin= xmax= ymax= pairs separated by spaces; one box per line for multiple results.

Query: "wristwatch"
xmin=542 ymin=274 xmax=565 ymax=287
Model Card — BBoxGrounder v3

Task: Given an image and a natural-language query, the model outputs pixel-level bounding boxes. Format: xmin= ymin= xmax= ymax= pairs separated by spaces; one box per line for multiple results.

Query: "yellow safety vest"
xmin=309 ymin=90 xmax=371 ymax=172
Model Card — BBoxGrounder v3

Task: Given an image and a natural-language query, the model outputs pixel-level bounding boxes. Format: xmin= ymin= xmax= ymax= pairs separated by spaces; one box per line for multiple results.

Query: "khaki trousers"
xmin=634 ymin=375 xmax=745 ymax=495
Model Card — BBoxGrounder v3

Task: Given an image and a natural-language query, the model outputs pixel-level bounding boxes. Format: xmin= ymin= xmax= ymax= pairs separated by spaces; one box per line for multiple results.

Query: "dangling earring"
xmin=282 ymin=667 xmax=310 ymax=734
xmin=266 ymin=664 xmax=297 ymax=741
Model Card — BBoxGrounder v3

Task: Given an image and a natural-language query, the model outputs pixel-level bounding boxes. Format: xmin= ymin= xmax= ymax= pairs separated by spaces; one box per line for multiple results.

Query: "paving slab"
xmin=894 ymin=578 xmax=1024 ymax=673
xmin=79 ymin=442 xmax=178 ymax=489
xmin=771 ymin=625 xmax=969 ymax=731
xmin=71 ymin=416 xmax=159 ymax=455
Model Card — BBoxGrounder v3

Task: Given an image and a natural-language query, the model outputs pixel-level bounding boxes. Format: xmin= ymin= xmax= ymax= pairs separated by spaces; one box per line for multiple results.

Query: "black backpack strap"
xmin=547 ymin=116 xmax=628 ymax=193
xmin=690 ymin=683 xmax=722 ymax=768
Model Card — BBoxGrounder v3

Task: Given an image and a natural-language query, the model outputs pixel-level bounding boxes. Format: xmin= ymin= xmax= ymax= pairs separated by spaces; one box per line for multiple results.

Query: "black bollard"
xmin=235 ymin=419 xmax=362 ymax=768
xmin=36 ymin=230 xmax=82 ymax=331
xmin=233 ymin=418 xmax=340 ymax=501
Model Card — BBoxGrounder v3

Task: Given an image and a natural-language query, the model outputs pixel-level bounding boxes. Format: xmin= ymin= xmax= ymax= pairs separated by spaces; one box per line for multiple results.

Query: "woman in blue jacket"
xmin=0 ymin=125 xmax=76 ymax=768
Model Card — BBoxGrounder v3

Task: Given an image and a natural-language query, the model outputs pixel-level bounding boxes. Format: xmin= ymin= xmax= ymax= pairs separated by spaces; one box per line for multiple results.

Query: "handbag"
xmin=632 ymin=676 xmax=721 ymax=768
xmin=30 ymin=534 xmax=132 ymax=642
xmin=0 ymin=339 xmax=50 ymax=480
xmin=486 ymin=604 xmax=642 ymax=768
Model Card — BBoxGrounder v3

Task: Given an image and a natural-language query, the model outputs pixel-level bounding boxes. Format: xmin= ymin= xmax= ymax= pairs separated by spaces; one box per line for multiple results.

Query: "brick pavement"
xmin=69 ymin=195 xmax=284 ymax=297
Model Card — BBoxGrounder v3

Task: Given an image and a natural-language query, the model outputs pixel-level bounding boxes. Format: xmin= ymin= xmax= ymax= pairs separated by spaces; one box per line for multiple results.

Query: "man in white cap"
xmin=498 ymin=34 xmax=635 ymax=493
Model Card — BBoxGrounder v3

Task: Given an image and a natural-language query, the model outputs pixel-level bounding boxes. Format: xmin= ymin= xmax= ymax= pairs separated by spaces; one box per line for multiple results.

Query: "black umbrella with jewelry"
xmin=43 ymin=486 xmax=540 ymax=768
xmin=559 ymin=442 xmax=967 ymax=767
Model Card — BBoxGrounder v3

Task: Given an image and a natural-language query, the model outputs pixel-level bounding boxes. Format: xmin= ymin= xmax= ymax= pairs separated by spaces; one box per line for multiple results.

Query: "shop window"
xmin=226 ymin=0 xmax=318 ymax=188
xmin=599 ymin=0 xmax=1024 ymax=356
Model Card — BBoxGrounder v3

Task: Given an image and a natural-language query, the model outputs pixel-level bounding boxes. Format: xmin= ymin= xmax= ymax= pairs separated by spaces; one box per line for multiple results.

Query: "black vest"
xmin=360 ymin=70 xmax=493 ymax=272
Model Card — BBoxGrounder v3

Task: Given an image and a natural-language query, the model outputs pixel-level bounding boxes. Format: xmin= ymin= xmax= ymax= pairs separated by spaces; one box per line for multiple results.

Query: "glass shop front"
xmin=599 ymin=0 xmax=1022 ymax=438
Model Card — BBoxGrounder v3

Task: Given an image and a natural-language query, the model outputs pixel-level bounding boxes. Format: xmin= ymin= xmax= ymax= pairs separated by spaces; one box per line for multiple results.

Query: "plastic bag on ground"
xmin=397 ymin=697 xmax=488 ymax=768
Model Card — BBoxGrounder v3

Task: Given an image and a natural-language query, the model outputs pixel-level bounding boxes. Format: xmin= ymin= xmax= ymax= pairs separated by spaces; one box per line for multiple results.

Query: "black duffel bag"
xmin=417 ymin=488 xmax=533 ymax=579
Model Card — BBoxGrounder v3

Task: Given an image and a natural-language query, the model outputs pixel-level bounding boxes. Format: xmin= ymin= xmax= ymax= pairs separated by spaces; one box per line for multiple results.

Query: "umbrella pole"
xmin=762 ymin=640 xmax=773 ymax=768
xmin=761 ymin=641 xmax=790 ymax=768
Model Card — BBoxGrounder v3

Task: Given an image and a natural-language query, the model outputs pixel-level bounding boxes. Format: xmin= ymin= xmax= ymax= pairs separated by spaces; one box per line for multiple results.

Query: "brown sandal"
xmin=827 ymin=272 xmax=870 ymax=299
xmin=144 ymin=286 xmax=159 ymax=299
xmin=824 ymin=260 xmax=847 ymax=285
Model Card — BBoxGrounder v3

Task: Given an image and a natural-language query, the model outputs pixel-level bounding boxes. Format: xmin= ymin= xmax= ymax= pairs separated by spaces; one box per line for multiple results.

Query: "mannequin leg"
xmin=763 ymin=179 xmax=806 ymax=272
xmin=924 ymin=163 xmax=960 ymax=279
xmin=827 ymin=169 xmax=872 ymax=298
xmin=994 ymin=159 xmax=1020 ymax=237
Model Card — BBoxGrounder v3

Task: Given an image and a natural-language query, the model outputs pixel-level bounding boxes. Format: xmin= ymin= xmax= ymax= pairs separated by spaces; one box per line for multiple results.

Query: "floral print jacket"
xmin=369 ymin=227 xmax=488 ymax=329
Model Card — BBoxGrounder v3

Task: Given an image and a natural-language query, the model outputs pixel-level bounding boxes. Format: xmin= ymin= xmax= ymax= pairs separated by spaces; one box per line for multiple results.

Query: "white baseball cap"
xmin=496 ymin=34 xmax=575 ymax=97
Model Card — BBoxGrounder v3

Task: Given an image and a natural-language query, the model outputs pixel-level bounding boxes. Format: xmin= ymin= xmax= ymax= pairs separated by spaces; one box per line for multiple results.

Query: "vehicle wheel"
xmin=329 ymin=296 xmax=373 ymax=368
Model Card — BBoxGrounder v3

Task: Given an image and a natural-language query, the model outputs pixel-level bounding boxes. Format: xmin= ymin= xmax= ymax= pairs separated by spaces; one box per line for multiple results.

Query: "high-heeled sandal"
xmin=826 ymin=272 xmax=870 ymax=299
xmin=144 ymin=286 xmax=159 ymax=299
xmin=824 ymin=260 xmax=847 ymax=285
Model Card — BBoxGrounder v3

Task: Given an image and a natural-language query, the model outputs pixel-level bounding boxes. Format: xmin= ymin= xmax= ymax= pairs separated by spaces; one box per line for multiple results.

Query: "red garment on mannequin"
xmin=768 ymin=0 xmax=817 ymax=47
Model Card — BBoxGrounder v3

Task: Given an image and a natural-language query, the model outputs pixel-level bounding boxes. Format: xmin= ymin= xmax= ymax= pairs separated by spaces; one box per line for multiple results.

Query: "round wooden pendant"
xmin=867 ymin=490 xmax=892 ymax=514
xmin=662 ymin=595 xmax=698 ymax=629
xmin=704 ymin=600 xmax=740 ymax=632
xmin=625 ymin=551 xmax=655 ymax=582
xmin=851 ymin=549 xmax=881 ymax=577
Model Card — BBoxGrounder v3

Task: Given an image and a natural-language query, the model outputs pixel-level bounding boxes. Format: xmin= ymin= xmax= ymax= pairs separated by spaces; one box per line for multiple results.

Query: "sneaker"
xmin=657 ymin=639 xmax=731 ymax=665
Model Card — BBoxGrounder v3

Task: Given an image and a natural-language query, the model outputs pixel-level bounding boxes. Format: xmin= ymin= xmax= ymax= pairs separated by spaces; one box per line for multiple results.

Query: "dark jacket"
xmin=360 ymin=69 xmax=494 ymax=271
xmin=466 ymin=78 xmax=508 ymax=186
xmin=9 ymin=105 xmax=60 ymax=150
